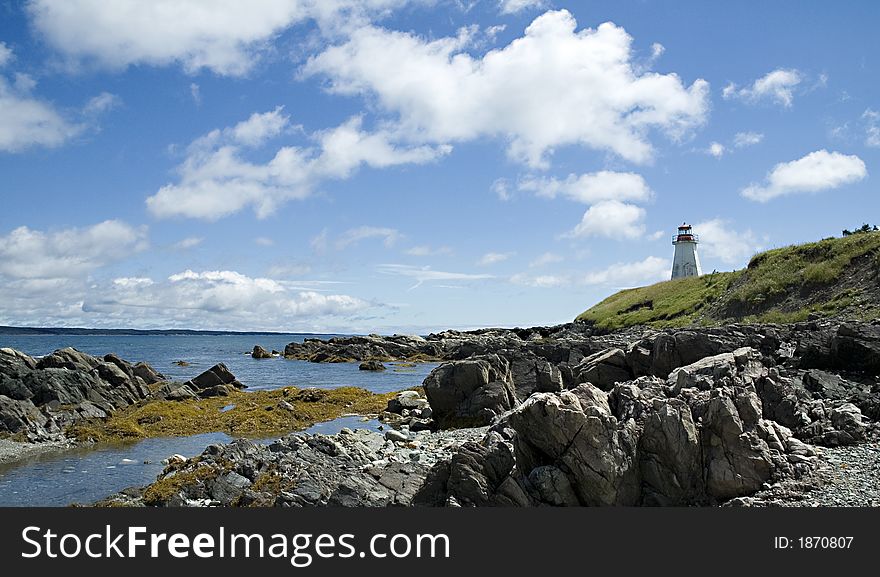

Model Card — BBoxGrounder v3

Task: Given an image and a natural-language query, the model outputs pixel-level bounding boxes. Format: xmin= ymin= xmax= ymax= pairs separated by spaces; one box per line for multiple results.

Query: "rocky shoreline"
xmin=97 ymin=318 xmax=880 ymax=507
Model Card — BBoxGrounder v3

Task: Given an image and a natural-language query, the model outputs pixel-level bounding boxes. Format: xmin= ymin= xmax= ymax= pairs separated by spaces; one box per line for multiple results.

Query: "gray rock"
xmin=252 ymin=345 xmax=273 ymax=359
xmin=423 ymin=355 xmax=518 ymax=428
xmin=573 ymin=347 xmax=631 ymax=391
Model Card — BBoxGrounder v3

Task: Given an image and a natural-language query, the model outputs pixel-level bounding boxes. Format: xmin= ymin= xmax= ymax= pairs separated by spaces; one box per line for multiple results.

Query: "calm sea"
xmin=0 ymin=333 xmax=437 ymax=393
xmin=0 ymin=333 xmax=438 ymax=506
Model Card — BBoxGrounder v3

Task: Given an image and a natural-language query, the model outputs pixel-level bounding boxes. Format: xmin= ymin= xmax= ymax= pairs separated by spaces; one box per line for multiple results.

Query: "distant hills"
xmin=577 ymin=230 xmax=880 ymax=331
xmin=0 ymin=326 xmax=334 ymax=337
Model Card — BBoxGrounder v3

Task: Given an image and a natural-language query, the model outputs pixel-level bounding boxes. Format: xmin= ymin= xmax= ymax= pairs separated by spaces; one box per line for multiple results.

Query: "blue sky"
xmin=0 ymin=0 xmax=877 ymax=332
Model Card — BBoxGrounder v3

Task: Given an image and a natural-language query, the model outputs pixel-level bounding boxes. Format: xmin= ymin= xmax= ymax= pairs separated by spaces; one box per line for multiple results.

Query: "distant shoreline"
xmin=0 ymin=326 xmax=339 ymax=337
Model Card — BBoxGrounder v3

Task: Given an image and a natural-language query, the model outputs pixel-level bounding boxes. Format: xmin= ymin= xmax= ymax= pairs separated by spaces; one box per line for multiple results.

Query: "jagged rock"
xmin=413 ymin=433 xmax=529 ymax=507
xmin=133 ymin=362 xmax=165 ymax=385
xmin=155 ymin=382 xmax=199 ymax=401
xmin=700 ymin=388 xmax=778 ymax=500
xmin=423 ymin=355 xmax=517 ymax=428
xmin=185 ymin=363 xmax=245 ymax=391
xmin=830 ymin=323 xmax=880 ymax=374
xmin=358 ymin=360 xmax=386 ymax=371
xmin=573 ymin=347 xmax=631 ymax=391
xmin=506 ymin=385 xmax=641 ymax=506
xmin=639 ymin=398 xmax=704 ymax=505
xmin=802 ymin=369 xmax=853 ymax=400
xmin=0 ymin=347 xmax=153 ymax=440
xmin=252 ymin=345 xmax=273 ymax=359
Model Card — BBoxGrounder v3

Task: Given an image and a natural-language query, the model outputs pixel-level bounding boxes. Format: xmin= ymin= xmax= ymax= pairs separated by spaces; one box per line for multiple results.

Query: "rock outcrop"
xmin=111 ymin=319 xmax=880 ymax=507
xmin=422 ymin=355 xmax=518 ymax=428
xmin=0 ymin=347 xmax=161 ymax=441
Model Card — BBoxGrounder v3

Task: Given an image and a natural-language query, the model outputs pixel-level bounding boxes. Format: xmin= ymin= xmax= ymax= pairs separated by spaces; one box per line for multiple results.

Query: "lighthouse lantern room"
xmin=671 ymin=223 xmax=702 ymax=279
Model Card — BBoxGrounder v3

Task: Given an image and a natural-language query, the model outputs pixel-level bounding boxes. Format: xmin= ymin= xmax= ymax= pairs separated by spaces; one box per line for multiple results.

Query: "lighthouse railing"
xmin=672 ymin=234 xmax=699 ymax=243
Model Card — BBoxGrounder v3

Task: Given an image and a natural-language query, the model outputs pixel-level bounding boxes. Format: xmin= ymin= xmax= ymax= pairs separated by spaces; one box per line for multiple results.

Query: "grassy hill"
xmin=577 ymin=231 xmax=880 ymax=331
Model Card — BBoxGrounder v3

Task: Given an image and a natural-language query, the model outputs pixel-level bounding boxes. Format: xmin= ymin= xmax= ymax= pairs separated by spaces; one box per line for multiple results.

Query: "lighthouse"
xmin=671 ymin=223 xmax=702 ymax=279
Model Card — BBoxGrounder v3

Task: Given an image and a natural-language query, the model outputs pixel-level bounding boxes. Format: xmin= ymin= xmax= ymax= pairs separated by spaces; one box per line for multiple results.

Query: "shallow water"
xmin=0 ymin=333 xmax=437 ymax=393
xmin=0 ymin=333 xmax=428 ymax=506
xmin=0 ymin=416 xmax=383 ymax=507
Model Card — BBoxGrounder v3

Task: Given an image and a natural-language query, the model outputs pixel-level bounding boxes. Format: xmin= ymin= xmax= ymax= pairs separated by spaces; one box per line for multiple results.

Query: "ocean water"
xmin=0 ymin=333 xmax=436 ymax=506
xmin=0 ymin=333 xmax=438 ymax=393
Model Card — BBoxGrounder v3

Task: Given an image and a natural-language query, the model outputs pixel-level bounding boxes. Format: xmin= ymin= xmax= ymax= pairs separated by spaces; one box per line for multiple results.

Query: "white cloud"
xmin=569 ymin=200 xmax=646 ymax=239
xmin=581 ymin=256 xmax=669 ymax=286
xmin=723 ymin=68 xmax=802 ymax=107
xmin=254 ymin=236 xmax=275 ymax=246
xmin=733 ymin=131 xmax=764 ymax=148
xmin=27 ymin=0 xmax=427 ymax=76
xmin=335 ymin=226 xmax=401 ymax=250
xmin=478 ymin=251 xmax=515 ymax=266
xmin=491 ymin=178 xmax=512 ymax=201
xmin=0 ymin=74 xmax=82 ymax=152
xmin=266 ymin=263 xmax=312 ymax=278
xmin=863 ymin=109 xmax=880 ymax=147
xmin=83 ymin=91 xmax=120 ymax=115
xmin=741 ymin=149 xmax=867 ymax=202
xmin=377 ymin=264 xmax=493 ymax=289
xmin=510 ymin=272 xmax=567 ymax=288
xmin=79 ymin=269 xmax=368 ymax=329
xmin=520 ymin=170 xmax=652 ymax=204
xmin=498 ymin=0 xmax=547 ymax=14
xmin=173 ymin=236 xmax=203 ymax=250
xmin=0 ymin=220 xmax=148 ymax=280
xmin=693 ymin=219 xmax=763 ymax=266
xmin=190 ymin=83 xmax=201 ymax=106
xmin=405 ymin=245 xmax=452 ymax=256
xmin=707 ymin=141 xmax=725 ymax=158
xmin=529 ymin=252 xmax=563 ymax=267
xmin=0 ymin=42 xmax=13 ymax=67
xmin=304 ymin=10 xmax=709 ymax=167
xmin=146 ymin=110 xmax=449 ymax=219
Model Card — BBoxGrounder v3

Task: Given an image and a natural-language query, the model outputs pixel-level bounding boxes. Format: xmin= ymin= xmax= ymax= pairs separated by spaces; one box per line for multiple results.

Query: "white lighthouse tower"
xmin=671 ymin=223 xmax=702 ymax=279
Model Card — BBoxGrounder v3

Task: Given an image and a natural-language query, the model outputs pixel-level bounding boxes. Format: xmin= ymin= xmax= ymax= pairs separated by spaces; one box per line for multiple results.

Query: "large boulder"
xmin=251 ymin=346 xmax=273 ymax=359
xmin=506 ymin=385 xmax=641 ymax=506
xmin=422 ymin=355 xmax=517 ymax=428
xmin=639 ymin=398 xmax=704 ymax=506
xmin=185 ymin=363 xmax=245 ymax=393
xmin=830 ymin=323 xmax=880 ymax=374
xmin=573 ymin=347 xmax=631 ymax=391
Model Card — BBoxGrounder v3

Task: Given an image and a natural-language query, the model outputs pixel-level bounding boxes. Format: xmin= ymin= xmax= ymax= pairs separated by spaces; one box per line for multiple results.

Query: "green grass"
xmin=576 ymin=271 xmax=739 ymax=331
xmin=728 ymin=232 xmax=880 ymax=308
xmin=576 ymin=231 xmax=880 ymax=331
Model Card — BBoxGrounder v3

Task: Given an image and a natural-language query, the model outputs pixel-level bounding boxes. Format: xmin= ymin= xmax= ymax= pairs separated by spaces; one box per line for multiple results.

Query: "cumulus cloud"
xmin=723 ymin=68 xmax=802 ymax=107
xmin=78 ymin=270 xmax=368 ymax=330
xmin=477 ymin=251 xmax=514 ymax=266
xmin=0 ymin=220 xmax=148 ymax=280
xmin=377 ymin=264 xmax=493 ymax=289
xmin=741 ymin=149 xmax=867 ymax=202
xmin=733 ymin=131 xmax=764 ymax=148
xmin=581 ymin=256 xmax=669 ymax=286
xmin=27 ymin=0 xmax=429 ymax=76
xmin=498 ymin=0 xmax=547 ymax=14
xmin=335 ymin=226 xmax=401 ymax=250
xmin=146 ymin=110 xmax=449 ymax=219
xmin=304 ymin=10 xmax=709 ymax=167
xmin=694 ymin=219 xmax=763 ymax=266
xmin=568 ymin=200 xmax=646 ymax=239
xmin=0 ymin=73 xmax=82 ymax=152
xmin=519 ymin=170 xmax=652 ymax=204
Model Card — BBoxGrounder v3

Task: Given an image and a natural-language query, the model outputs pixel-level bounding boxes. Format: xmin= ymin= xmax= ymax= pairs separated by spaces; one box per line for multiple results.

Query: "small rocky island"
xmin=89 ymin=318 xmax=880 ymax=507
